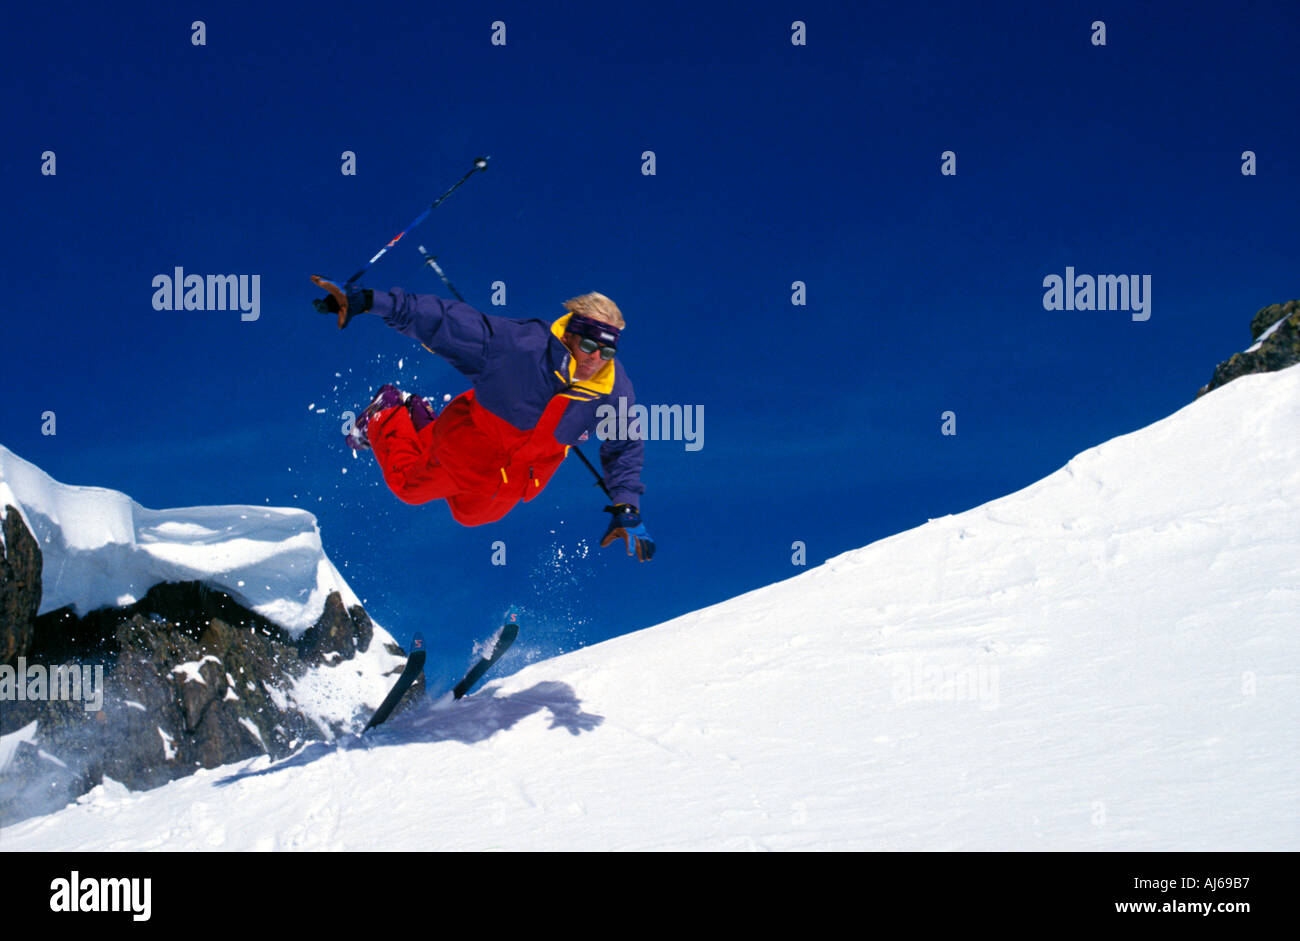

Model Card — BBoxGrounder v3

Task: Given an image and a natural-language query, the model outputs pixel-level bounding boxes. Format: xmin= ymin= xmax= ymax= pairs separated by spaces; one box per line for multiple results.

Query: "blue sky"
xmin=4 ymin=0 xmax=1297 ymax=692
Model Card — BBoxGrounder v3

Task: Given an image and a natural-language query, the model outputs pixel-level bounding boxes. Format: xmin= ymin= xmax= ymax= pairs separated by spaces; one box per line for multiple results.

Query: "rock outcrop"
xmin=0 ymin=507 xmax=419 ymax=826
xmin=1198 ymin=299 xmax=1300 ymax=397
xmin=0 ymin=505 xmax=41 ymax=663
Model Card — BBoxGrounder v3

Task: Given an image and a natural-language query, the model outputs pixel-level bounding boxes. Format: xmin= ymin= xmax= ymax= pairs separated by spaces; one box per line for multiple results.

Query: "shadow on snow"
xmin=215 ymin=680 xmax=602 ymax=786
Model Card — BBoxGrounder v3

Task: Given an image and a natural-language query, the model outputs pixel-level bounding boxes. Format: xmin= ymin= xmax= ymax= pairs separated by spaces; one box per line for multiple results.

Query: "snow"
xmin=473 ymin=628 xmax=503 ymax=660
xmin=289 ymin=638 xmax=411 ymax=733
xmin=262 ymin=682 xmax=289 ymax=712
xmin=3 ymin=365 xmax=1299 ymax=850
xmin=171 ymin=656 xmax=221 ymax=685
xmin=0 ymin=444 xmax=365 ymax=636
xmin=157 ymin=728 xmax=176 ymax=761
xmin=76 ymin=777 xmax=132 ymax=807
xmin=239 ymin=718 xmax=267 ymax=752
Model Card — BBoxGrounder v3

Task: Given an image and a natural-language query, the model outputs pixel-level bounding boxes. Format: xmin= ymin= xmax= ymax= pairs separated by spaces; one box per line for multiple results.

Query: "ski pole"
xmin=417 ymin=245 xmax=466 ymax=303
xmin=312 ymin=156 xmax=489 ymax=328
xmin=344 ymin=156 xmax=489 ymax=287
xmin=571 ymin=445 xmax=615 ymax=502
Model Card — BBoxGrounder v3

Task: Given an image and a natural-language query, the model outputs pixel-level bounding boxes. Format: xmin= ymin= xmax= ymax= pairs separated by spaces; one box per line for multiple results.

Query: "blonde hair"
xmin=563 ymin=291 xmax=625 ymax=329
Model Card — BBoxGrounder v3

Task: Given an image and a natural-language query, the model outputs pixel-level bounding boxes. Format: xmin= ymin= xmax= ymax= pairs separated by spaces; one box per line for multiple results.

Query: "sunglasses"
xmin=578 ymin=337 xmax=617 ymax=360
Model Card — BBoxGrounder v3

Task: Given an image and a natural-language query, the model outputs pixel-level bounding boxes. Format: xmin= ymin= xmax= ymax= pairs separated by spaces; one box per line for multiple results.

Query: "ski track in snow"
xmin=3 ymin=366 xmax=1300 ymax=850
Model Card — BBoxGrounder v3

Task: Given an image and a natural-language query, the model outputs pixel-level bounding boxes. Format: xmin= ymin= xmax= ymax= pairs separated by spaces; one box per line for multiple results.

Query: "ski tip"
xmin=412 ymin=632 xmax=426 ymax=650
xmin=503 ymin=606 xmax=523 ymax=625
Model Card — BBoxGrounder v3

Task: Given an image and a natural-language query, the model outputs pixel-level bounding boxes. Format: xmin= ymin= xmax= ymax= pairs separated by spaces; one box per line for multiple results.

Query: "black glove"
xmin=311 ymin=276 xmax=372 ymax=329
xmin=600 ymin=504 xmax=655 ymax=562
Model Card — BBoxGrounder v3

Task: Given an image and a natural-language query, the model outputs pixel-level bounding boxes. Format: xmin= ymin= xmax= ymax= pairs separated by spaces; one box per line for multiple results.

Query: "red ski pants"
xmin=367 ymin=400 xmax=523 ymax=527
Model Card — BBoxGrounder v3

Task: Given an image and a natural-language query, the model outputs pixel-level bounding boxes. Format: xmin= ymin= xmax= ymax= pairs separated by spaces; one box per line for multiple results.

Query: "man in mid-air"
xmin=315 ymin=284 xmax=654 ymax=561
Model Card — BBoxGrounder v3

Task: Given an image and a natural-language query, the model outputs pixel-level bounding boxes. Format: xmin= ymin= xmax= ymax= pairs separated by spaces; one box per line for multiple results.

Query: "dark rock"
xmin=1 ymin=571 xmax=408 ymax=827
xmin=295 ymin=591 xmax=374 ymax=665
xmin=1198 ymin=299 xmax=1300 ymax=397
xmin=173 ymin=650 xmax=224 ymax=733
xmin=1249 ymin=299 xmax=1300 ymax=341
xmin=349 ymin=604 xmax=374 ymax=655
xmin=1 ymin=505 xmax=41 ymax=662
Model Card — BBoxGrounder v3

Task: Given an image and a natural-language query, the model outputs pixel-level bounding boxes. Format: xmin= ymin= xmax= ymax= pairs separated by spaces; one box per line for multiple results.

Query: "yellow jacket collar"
xmin=551 ymin=312 xmax=615 ymax=394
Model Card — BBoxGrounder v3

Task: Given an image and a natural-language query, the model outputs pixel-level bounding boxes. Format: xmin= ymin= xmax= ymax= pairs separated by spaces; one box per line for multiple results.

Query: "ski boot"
xmin=406 ymin=393 xmax=438 ymax=432
xmin=347 ymin=383 xmax=406 ymax=451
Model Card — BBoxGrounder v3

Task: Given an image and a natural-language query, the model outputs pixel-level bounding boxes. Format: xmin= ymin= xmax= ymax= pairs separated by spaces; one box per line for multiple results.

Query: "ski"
xmin=362 ymin=633 xmax=426 ymax=732
xmin=453 ymin=608 xmax=521 ymax=699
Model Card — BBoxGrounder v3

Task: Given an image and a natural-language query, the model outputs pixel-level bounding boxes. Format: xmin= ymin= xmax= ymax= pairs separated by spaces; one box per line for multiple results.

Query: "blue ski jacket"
xmin=368 ymin=288 xmax=646 ymax=509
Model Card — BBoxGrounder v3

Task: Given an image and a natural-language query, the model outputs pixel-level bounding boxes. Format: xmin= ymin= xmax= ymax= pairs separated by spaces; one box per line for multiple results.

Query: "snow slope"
xmin=0 ymin=444 xmax=362 ymax=636
xmin=3 ymin=367 xmax=1298 ymax=851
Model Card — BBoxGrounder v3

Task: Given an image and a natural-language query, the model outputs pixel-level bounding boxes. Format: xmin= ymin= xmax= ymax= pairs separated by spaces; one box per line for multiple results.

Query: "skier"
xmin=316 ymin=284 xmax=654 ymax=561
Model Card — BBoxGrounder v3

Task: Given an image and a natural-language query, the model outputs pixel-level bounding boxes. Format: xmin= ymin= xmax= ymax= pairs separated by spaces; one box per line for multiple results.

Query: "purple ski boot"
xmin=406 ymin=394 xmax=438 ymax=433
xmin=346 ymin=383 xmax=406 ymax=451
